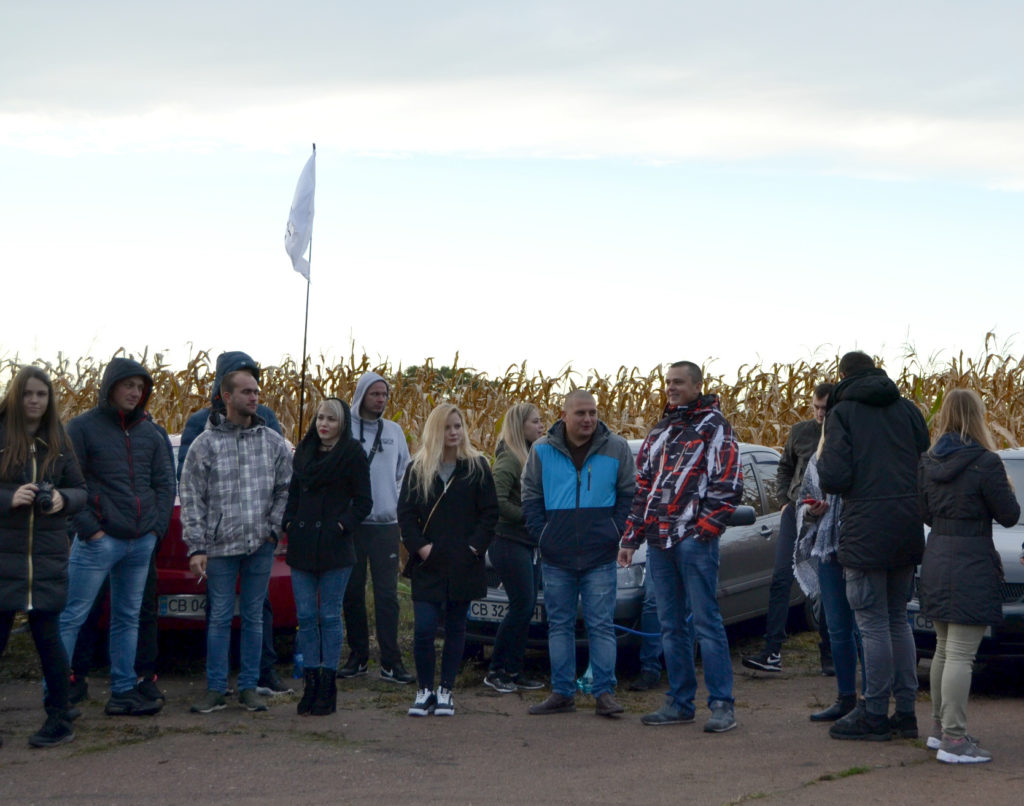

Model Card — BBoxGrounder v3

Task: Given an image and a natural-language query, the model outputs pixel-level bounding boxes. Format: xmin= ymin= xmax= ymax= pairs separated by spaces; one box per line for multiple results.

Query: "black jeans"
xmin=1 ymin=609 xmax=71 ymax=714
xmin=487 ymin=538 xmax=538 ymax=676
xmin=763 ymin=504 xmax=830 ymax=654
xmin=342 ymin=523 xmax=401 ymax=667
xmin=413 ymin=599 xmax=469 ymax=690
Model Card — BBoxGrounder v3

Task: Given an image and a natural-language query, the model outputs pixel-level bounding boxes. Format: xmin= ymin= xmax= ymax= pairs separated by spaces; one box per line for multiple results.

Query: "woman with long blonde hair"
xmin=398 ymin=403 xmax=498 ymax=716
xmin=918 ymin=389 xmax=1019 ymax=763
xmin=483 ymin=403 xmax=546 ymax=694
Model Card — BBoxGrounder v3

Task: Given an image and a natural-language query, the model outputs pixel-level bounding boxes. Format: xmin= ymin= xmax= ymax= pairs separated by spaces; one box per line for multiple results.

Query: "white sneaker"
xmin=435 ymin=686 xmax=455 ymax=716
xmin=408 ymin=688 xmax=436 ymax=717
xmin=937 ymin=736 xmax=992 ymax=764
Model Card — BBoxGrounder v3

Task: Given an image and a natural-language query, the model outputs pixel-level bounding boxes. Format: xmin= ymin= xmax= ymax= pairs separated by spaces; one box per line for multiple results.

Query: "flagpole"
xmin=297 ymin=142 xmax=315 ymax=443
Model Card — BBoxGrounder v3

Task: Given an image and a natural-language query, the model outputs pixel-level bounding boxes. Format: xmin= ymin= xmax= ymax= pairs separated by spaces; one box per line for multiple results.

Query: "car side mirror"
xmin=728 ymin=505 xmax=756 ymax=526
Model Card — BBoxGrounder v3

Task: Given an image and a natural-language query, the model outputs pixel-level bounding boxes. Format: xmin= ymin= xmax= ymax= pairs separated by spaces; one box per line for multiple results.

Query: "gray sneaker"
xmin=238 ymin=688 xmax=269 ymax=712
xmin=190 ymin=690 xmax=227 ymax=714
xmin=937 ymin=736 xmax=992 ymax=764
xmin=704 ymin=699 xmax=737 ymax=733
xmin=641 ymin=703 xmax=696 ymax=726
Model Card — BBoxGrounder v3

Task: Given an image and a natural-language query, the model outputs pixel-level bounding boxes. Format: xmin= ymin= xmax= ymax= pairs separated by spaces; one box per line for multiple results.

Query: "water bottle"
xmin=576 ymin=661 xmax=593 ymax=694
xmin=292 ymin=628 xmax=304 ymax=678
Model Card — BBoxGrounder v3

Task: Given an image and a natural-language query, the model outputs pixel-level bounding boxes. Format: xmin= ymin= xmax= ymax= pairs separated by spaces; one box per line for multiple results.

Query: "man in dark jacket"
xmin=817 ymin=351 xmax=929 ymax=741
xmin=522 ymin=390 xmax=635 ymax=718
xmin=742 ymin=382 xmax=834 ymax=674
xmin=618 ymin=361 xmax=743 ymax=733
xmin=60 ymin=357 xmax=174 ymax=716
xmin=176 ymin=351 xmax=291 ymax=696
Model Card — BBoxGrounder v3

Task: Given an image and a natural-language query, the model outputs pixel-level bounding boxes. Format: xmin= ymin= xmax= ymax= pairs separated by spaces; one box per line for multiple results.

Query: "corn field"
xmin=3 ymin=335 xmax=1023 ymax=453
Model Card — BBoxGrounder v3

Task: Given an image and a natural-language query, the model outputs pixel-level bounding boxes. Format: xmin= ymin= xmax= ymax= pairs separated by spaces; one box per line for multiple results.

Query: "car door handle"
xmin=759 ymin=525 xmax=774 ymax=539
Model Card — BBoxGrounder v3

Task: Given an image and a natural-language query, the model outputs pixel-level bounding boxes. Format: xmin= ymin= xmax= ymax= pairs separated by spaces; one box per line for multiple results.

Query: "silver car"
xmin=466 ymin=441 xmax=808 ymax=647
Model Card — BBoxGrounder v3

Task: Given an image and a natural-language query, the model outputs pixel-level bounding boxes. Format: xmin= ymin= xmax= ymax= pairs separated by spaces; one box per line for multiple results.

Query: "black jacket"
xmin=284 ymin=403 xmax=373 ymax=573
xmin=918 ymin=434 xmax=1020 ymax=625
xmin=817 ymin=368 xmax=930 ymax=569
xmin=0 ymin=424 xmax=87 ymax=612
xmin=398 ymin=457 xmax=498 ymax=603
xmin=775 ymin=419 xmax=821 ymax=508
xmin=67 ymin=358 xmax=175 ymax=542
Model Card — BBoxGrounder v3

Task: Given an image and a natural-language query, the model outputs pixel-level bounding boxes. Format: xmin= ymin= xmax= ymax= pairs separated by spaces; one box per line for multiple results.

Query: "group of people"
xmin=1 ymin=350 xmax=1019 ymax=765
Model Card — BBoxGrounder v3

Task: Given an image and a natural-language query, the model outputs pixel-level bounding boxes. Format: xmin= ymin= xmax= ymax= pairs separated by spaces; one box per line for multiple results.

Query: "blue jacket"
xmin=521 ymin=421 xmax=635 ymax=571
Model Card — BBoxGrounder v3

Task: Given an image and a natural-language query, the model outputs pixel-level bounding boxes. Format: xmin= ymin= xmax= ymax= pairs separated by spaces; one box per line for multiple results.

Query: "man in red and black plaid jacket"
xmin=618 ymin=360 xmax=742 ymax=733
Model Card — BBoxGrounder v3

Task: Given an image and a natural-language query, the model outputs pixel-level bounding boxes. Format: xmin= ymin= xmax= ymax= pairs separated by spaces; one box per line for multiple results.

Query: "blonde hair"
xmin=498 ymin=403 xmax=540 ymax=467
xmin=932 ymin=388 xmax=996 ymax=453
xmin=408 ymin=403 xmax=482 ymax=500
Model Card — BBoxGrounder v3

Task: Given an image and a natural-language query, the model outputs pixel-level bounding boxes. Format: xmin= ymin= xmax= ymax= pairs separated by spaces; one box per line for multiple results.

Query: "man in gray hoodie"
xmin=338 ymin=372 xmax=413 ymax=684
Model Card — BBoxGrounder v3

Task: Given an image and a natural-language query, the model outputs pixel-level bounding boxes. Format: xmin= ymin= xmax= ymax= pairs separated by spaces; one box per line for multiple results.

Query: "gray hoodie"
xmin=350 ymin=372 xmax=410 ymax=524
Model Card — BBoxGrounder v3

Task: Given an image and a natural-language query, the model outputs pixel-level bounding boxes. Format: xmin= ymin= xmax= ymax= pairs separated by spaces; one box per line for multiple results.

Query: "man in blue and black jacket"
xmin=521 ymin=389 xmax=634 ymax=718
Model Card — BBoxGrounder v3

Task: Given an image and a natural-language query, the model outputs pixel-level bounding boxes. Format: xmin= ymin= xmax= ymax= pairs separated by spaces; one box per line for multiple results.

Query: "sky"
xmin=2 ymin=1 xmax=1023 ymax=381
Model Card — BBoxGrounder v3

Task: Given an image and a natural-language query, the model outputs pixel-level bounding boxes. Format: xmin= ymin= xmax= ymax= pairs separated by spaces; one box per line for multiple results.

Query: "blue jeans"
xmin=817 ymin=558 xmax=862 ymax=697
xmin=488 ymin=538 xmax=539 ymax=677
xmin=290 ymin=566 xmax=352 ymax=670
xmin=60 ymin=533 xmax=157 ymax=695
xmin=206 ymin=541 xmax=274 ymax=693
xmin=638 ymin=570 xmax=663 ymax=676
xmin=647 ymin=538 xmax=734 ymax=712
xmin=541 ymin=561 xmax=617 ymax=698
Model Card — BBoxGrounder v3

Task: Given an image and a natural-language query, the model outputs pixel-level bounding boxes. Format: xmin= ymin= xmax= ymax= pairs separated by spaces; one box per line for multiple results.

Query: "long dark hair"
xmin=0 ymin=366 xmax=71 ymax=481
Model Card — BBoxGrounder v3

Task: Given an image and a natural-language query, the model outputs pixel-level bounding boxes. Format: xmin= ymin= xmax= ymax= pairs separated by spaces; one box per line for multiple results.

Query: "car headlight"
xmin=617 ymin=562 xmax=645 ymax=590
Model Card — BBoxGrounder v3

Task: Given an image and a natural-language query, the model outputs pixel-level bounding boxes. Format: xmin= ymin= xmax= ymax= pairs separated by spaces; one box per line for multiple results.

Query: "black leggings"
xmin=0 ymin=609 xmax=71 ymax=713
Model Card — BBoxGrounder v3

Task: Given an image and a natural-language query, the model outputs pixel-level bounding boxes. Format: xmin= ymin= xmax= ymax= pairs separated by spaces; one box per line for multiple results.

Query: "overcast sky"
xmin=3 ymin=1 xmax=1022 ymax=380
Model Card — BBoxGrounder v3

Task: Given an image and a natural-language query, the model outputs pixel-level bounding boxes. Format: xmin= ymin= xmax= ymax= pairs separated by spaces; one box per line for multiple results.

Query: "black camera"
xmin=35 ymin=481 xmax=54 ymax=513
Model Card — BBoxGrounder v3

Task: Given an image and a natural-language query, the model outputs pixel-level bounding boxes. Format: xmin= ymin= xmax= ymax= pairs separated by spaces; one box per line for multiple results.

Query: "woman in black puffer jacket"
xmin=284 ymin=398 xmax=372 ymax=716
xmin=0 ymin=366 xmax=86 ymax=748
xmin=918 ymin=389 xmax=1020 ymax=764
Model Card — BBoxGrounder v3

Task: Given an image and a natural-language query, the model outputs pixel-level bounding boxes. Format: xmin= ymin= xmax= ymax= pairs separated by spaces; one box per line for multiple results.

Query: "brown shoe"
xmin=528 ymin=693 xmax=576 ymax=715
xmin=595 ymin=692 xmax=624 ymax=717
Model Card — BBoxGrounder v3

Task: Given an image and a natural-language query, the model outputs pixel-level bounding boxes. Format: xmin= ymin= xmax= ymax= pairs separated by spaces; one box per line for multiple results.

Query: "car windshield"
xmin=1002 ymin=457 xmax=1024 ymax=511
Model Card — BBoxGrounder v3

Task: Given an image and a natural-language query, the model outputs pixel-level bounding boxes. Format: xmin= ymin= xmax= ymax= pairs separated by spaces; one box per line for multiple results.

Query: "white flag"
xmin=285 ymin=150 xmax=316 ymax=280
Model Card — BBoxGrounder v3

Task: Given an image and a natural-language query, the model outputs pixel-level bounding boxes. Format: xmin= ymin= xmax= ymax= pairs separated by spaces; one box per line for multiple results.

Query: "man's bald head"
xmin=561 ymin=389 xmax=598 ymax=447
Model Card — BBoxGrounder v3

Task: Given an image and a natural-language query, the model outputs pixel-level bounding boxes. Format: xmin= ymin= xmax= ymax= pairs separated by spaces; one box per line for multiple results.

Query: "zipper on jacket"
xmin=123 ymin=421 xmax=142 ymax=537
xmin=26 ymin=444 xmax=36 ymax=611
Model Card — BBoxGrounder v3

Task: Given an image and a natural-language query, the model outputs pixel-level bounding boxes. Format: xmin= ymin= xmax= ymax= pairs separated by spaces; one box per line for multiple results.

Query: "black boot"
xmin=810 ymin=694 xmax=857 ymax=722
xmin=297 ymin=668 xmax=319 ymax=716
xmin=819 ymin=642 xmax=835 ymax=677
xmin=311 ymin=667 xmax=337 ymax=716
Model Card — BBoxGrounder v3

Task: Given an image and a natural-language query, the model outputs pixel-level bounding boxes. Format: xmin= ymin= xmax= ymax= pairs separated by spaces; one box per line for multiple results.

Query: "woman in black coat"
xmin=284 ymin=398 xmax=372 ymax=715
xmin=0 ymin=366 xmax=86 ymax=748
xmin=918 ymin=389 xmax=1020 ymax=764
xmin=399 ymin=403 xmax=497 ymax=717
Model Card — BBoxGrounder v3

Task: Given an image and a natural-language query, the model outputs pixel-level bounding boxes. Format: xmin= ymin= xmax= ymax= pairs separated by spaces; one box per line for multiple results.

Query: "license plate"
xmin=910 ymin=612 xmax=991 ymax=638
xmin=159 ymin=594 xmax=207 ymax=620
xmin=469 ymin=599 xmax=544 ymax=624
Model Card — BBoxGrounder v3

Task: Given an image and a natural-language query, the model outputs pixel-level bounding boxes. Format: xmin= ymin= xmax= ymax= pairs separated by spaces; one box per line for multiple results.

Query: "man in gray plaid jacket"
xmin=180 ymin=369 xmax=292 ymax=713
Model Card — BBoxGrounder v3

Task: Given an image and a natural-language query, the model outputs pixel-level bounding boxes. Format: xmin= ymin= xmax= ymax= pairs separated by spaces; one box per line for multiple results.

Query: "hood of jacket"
xmin=351 ymin=371 xmax=390 ymax=422
xmin=829 ymin=368 xmax=900 ymax=410
xmin=922 ymin=433 xmax=988 ymax=483
xmin=544 ymin=418 xmax=611 ymax=456
xmin=97 ymin=358 xmax=153 ymax=424
xmin=210 ymin=351 xmax=262 ymax=413
xmin=659 ymin=393 xmax=722 ymax=427
xmin=206 ymin=409 xmax=268 ymax=432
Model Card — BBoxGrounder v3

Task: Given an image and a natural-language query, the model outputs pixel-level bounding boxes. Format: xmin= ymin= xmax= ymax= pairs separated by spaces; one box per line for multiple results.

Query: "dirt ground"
xmin=2 ymin=629 xmax=1022 ymax=806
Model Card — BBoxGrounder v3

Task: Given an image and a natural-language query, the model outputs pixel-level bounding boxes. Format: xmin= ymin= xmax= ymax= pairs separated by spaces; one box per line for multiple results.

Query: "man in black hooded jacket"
xmin=817 ymin=351 xmax=929 ymax=741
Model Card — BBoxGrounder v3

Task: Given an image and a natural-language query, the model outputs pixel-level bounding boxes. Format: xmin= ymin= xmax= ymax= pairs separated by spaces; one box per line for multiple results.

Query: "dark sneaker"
xmin=829 ymin=703 xmax=890 ymax=741
xmin=380 ymin=662 xmax=414 ymax=685
xmin=594 ymin=692 xmax=624 ymax=717
xmin=741 ymin=651 xmax=781 ymax=672
xmin=239 ymin=689 xmax=268 ymax=712
xmin=105 ymin=686 xmax=163 ymax=716
xmin=137 ymin=675 xmax=165 ymax=703
xmin=889 ymin=710 xmax=918 ymax=738
xmin=937 ymin=736 xmax=992 ymax=764
xmin=408 ymin=688 xmax=437 ymax=717
xmin=69 ymin=675 xmax=89 ymax=705
xmin=926 ymin=719 xmax=943 ymax=750
xmin=190 ymin=690 xmax=227 ymax=714
xmin=337 ymin=656 xmax=369 ymax=679
xmin=435 ymin=686 xmax=455 ymax=716
xmin=29 ymin=714 xmax=74 ymax=748
xmin=809 ymin=694 xmax=857 ymax=723
xmin=511 ymin=673 xmax=545 ymax=691
xmin=484 ymin=671 xmax=518 ymax=694
xmin=641 ymin=703 xmax=695 ymax=726
xmin=627 ymin=669 xmax=661 ymax=691
xmin=704 ymin=699 xmax=737 ymax=733
xmin=529 ymin=693 xmax=576 ymax=715
xmin=256 ymin=669 xmax=294 ymax=696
